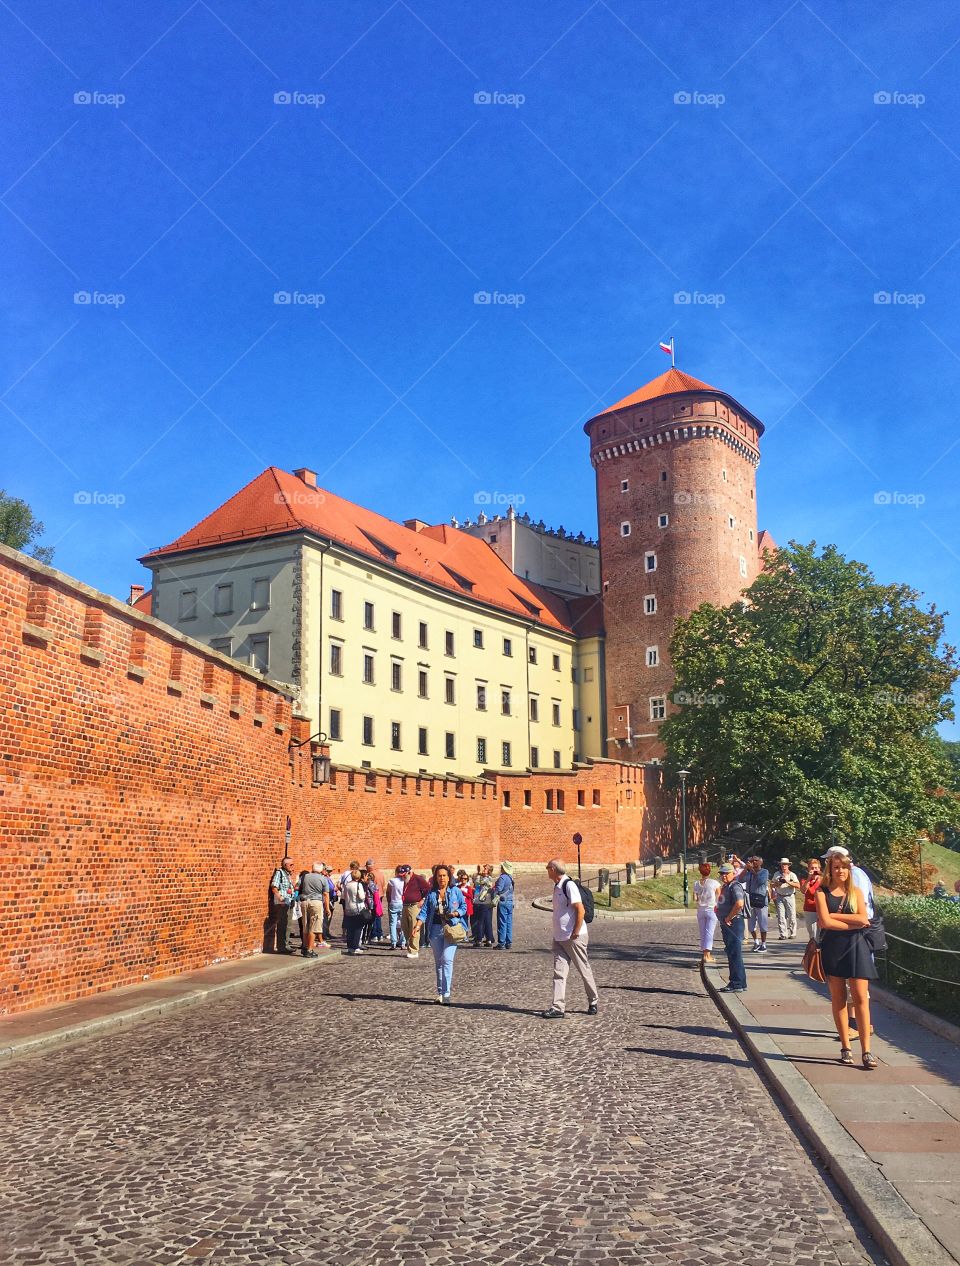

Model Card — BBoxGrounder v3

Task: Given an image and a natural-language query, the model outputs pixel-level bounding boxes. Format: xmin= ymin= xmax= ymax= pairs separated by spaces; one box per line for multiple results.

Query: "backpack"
xmin=563 ymin=877 xmax=595 ymax=924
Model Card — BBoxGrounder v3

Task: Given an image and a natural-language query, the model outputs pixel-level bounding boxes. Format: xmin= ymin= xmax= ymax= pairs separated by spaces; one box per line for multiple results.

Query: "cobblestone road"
xmin=0 ymin=887 xmax=880 ymax=1266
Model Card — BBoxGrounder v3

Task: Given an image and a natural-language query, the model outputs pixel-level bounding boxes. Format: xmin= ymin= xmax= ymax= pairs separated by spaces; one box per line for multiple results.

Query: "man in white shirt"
xmin=542 ymin=859 xmax=599 ymax=1019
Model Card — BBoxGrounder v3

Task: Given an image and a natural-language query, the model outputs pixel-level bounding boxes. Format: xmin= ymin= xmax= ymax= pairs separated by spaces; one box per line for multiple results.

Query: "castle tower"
xmin=585 ymin=367 xmax=765 ymax=762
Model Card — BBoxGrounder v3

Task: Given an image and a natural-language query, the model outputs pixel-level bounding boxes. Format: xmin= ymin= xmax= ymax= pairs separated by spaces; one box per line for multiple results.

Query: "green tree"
xmin=0 ymin=490 xmax=54 ymax=563
xmin=661 ymin=541 xmax=957 ymax=869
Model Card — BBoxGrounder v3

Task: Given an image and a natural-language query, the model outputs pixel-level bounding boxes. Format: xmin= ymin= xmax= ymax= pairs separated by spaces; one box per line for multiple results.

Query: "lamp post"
xmin=917 ymin=836 xmax=925 ymax=896
xmin=678 ymin=769 xmax=690 ymax=908
xmin=826 ymin=812 xmax=837 ymax=851
xmin=572 ymin=833 xmax=583 ymax=882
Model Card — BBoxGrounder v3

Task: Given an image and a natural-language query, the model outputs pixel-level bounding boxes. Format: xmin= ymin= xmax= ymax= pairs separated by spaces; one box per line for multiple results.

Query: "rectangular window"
xmin=739 ymin=555 xmax=748 ymax=578
xmin=391 ymin=660 xmax=402 ymax=691
xmin=553 ymin=751 xmax=562 ymax=770
xmin=210 ymin=637 xmax=232 ymax=655
xmin=445 ymin=732 xmax=455 ymax=760
xmin=179 ymin=589 xmax=197 ymax=621
xmin=363 ymin=601 xmax=375 ymax=631
xmin=645 ymin=552 xmax=657 ymax=572
xmin=644 ymin=595 xmax=657 ymax=615
xmin=650 ymin=696 xmax=666 ymax=721
xmin=530 ymin=696 xmax=539 ymax=722
xmin=363 ymin=653 xmax=375 ymax=684
xmin=584 ymin=666 xmax=594 ymax=682
xmin=477 ymin=736 xmax=487 ymax=763
xmin=577 ymin=789 xmax=585 ymax=807
xmin=501 ymin=741 xmax=512 ymax=767
xmin=331 ymin=589 xmax=343 ymax=620
xmin=531 ymin=746 xmax=539 ymax=768
xmin=390 ymin=721 xmax=401 ymax=751
xmin=501 ymin=689 xmax=511 ymax=716
xmin=523 ymin=789 xmax=532 ymax=808
xmin=214 ymin=583 xmax=233 ymax=615
xmin=621 ymin=478 xmax=629 ymax=492
xmin=251 ymin=577 xmax=271 ymax=611
xmin=529 ymin=646 xmax=538 ymax=664
xmin=445 ymin=676 xmax=456 ymax=704
xmin=620 ymin=521 xmax=631 ymax=537
xmin=646 ymin=646 xmax=659 ymax=667
xmin=551 ymin=701 xmax=561 ymax=726
xmin=362 ymin=715 xmax=374 ymax=745
xmin=552 ymin=654 xmax=561 ymax=672
xmin=729 ymin=515 xmax=736 ymax=529
xmin=473 ymin=628 xmax=484 ymax=648
xmin=593 ymin=789 xmax=601 ymax=807
xmin=418 ymin=726 xmax=428 ymax=756
xmin=392 ymin=611 xmax=402 ymax=639
xmin=418 ymin=621 xmax=428 ymax=649
xmin=545 ymin=789 xmax=554 ymax=811
xmin=330 ymin=643 xmax=343 ymax=675
xmin=556 ymin=787 xmax=564 ymax=807
xmin=503 ymin=637 xmax=512 ymax=657
xmin=502 ymin=790 xmax=511 ymax=808
xmin=329 ymin=707 xmax=342 ymax=741
xmin=249 ymin=635 xmax=269 ymax=673
xmin=418 ymin=669 xmax=428 ymax=698
xmin=444 ymin=630 xmax=455 ymax=657
xmin=476 ymin=684 xmax=487 ymax=711
xmin=658 ymin=513 xmax=669 ymax=528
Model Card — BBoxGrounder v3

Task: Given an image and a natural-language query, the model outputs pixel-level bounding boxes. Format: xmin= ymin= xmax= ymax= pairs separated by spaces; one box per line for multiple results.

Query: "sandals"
xmin=840 ymin=1047 xmax=854 ymax=1065
xmin=862 ymin=1052 xmax=878 ymax=1070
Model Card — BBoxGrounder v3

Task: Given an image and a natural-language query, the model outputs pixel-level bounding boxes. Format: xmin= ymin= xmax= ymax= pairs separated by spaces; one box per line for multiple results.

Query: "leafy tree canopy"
xmin=661 ymin=541 xmax=957 ymax=869
xmin=0 ymin=490 xmax=54 ymax=563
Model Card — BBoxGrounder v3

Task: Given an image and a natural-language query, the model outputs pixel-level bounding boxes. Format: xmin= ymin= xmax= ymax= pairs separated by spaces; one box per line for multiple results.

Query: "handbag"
xmin=801 ymin=939 xmax=826 ymax=983
xmin=444 ymin=923 xmax=467 ymax=944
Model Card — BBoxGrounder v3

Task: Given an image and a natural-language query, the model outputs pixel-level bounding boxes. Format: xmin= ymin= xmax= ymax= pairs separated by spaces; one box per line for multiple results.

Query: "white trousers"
xmin=697 ymin=906 xmax=718 ymax=952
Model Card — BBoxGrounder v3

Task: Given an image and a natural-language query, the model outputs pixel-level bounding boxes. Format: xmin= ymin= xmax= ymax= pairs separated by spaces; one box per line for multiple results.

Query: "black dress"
xmin=819 ymin=890 xmax=878 ymax=980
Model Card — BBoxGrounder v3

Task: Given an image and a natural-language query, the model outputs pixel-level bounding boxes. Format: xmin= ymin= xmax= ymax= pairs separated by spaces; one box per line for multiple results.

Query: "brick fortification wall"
xmin=0 ymin=547 xmax=707 ymax=1014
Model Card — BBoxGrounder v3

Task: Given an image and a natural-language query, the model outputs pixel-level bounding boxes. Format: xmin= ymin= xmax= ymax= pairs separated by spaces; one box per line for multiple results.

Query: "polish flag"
xmin=659 ymin=340 xmax=673 ymax=355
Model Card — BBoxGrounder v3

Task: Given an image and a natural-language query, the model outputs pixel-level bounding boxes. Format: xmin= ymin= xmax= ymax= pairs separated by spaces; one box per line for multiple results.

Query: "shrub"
xmin=878 ymin=896 xmax=960 ymax=1024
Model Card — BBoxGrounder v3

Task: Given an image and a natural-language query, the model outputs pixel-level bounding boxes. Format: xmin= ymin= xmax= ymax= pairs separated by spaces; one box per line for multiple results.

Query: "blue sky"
xmin=3 ymin=1 xmax=958 ymax=735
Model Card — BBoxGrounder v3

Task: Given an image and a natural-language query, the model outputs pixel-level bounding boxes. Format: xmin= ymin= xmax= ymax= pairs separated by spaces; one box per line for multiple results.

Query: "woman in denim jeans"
xmin=417 ymin=864 xmax=469 ymax=1004
xmin=386 ymin=866 xmax=407 ymax=949
xmin=493 ymin=861 xmax=515 ymax=948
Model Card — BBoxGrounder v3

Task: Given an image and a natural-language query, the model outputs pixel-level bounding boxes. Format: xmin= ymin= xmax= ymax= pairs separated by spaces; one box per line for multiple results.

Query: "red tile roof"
xmin=132 ymin=589 xmax=153 ymax=614
xmin=587 ymin=366 xmax=765 ymax=435
xmin=566 ymin=594 xmax=604 ymax=639
xmin=140 ymin=468 xmax=577 ymax=633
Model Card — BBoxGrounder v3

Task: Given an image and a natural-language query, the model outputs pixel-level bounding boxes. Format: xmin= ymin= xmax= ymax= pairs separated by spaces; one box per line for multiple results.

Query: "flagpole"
xmin=671 ymin=336 xmax=676 ymax=368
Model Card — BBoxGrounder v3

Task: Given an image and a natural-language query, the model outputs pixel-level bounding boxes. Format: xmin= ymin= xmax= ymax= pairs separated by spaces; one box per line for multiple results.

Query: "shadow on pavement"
xmin=324 ymin=990 xmax=534 ymax=1017
xmin=642 ymin=1022 xmax=737 ymax=1040
xmin=625 ymin=1046 xmax=752 ymax=1066
xmin=604 ymin=984 xmax=701 ymax=998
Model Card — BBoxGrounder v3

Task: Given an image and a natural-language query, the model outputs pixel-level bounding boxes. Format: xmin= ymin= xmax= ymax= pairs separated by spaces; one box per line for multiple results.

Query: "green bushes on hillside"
xmin=878 ymin=897 xmax=960 ymax=1024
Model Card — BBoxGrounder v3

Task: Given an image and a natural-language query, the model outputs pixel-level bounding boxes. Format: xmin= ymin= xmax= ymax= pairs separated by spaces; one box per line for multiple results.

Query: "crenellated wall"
xmin=0 ymin=545 xmax=709 ymax=1014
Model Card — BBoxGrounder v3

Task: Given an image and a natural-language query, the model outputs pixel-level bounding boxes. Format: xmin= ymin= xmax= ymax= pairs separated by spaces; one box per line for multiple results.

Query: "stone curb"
xmin=703 ymin=961 xmax=957 ymax=1266
xmin=869 ymin=981 xmax=960 ymax=1046
xmin=530 ymin=898 xmax=695 ymax=920
xmin=0 ymin=951 xmax=340 ymax=1064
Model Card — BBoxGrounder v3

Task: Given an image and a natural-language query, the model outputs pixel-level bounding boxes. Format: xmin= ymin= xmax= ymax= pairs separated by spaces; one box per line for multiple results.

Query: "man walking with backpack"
xmin=542 ymin=859 xmax=599 ymax=1019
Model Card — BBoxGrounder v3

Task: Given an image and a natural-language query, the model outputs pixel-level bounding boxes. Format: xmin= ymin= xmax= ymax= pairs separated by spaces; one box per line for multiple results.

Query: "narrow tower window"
xmin=620 ymin=522 xmax=631 ymax=537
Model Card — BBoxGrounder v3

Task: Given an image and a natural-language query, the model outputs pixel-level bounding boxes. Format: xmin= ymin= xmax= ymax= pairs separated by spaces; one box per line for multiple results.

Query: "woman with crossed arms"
xmin=815 ymin=851 xmax=878 ymax=1069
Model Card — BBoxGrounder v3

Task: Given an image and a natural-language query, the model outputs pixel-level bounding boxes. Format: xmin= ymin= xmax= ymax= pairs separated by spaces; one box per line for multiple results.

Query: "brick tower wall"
xmin=588 ymin=390 xmax=761 ymax=761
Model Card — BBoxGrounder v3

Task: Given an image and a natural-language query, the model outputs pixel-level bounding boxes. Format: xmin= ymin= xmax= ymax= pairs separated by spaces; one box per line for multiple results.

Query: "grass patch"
xmin=594 ymin=873 xmax=689 ymax=911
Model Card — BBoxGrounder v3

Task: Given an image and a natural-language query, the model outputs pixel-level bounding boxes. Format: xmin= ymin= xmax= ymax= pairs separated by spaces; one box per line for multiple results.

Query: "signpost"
xmin=572 ymin=833 xmax=583 ymax=881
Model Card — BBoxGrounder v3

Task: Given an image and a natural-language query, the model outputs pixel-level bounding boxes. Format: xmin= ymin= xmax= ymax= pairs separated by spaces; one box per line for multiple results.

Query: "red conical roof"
xmin=586 ymin=366 xmax=764 ymax=435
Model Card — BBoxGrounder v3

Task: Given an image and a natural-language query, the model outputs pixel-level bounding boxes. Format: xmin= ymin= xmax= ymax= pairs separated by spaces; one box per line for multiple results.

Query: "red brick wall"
xmin=0 ymin=547 xmax=707 ymax=1015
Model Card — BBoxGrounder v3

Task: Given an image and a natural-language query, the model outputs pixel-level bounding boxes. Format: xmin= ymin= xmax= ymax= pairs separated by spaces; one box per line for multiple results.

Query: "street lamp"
xmin=826 ymin=812 xmax=837 ymax=851
xmin=917 ymin=836 xmax=926 ymax=895
xmin=678 ymin=769 xmax=690 ymax=908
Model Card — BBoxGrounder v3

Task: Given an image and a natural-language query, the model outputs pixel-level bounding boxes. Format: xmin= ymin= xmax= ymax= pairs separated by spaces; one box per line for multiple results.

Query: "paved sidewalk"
xmin=705 ymin=937 xmax=960 ymax=1266
xmin=0 ymin=949 xmax=337 ymax=1060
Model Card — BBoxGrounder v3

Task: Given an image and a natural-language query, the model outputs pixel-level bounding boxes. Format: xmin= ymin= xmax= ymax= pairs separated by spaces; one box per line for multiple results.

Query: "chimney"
xmin=128 ymin=584 xmax=145 ymax=606
xmin=403 ymin=518 xmax=429 ymax=533
xmin=293 ymin=468 xmax=317 ymax=487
